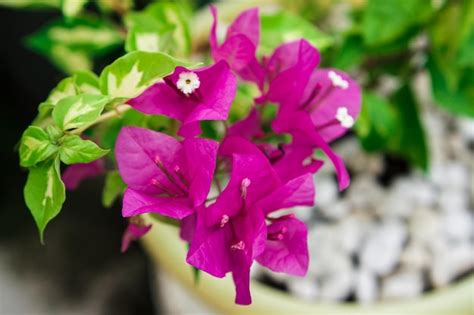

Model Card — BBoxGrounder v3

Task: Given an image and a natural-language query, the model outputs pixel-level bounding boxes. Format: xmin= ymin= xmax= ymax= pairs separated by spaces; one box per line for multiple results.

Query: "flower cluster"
xmin=115 ymin=6 xmax=361 ymax=305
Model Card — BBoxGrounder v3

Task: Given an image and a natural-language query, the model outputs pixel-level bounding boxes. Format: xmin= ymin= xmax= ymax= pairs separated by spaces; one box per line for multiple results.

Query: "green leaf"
xmin=356 ymin=93 xmax=398 ymax=152
xmin=24 ymin=157 xmax=66 ymax=243
xmin=390 ymin=85 xmax=429 ymax=170
xmin=331 ymin=34 xmax=365 ymax=71
xmin=19 ymin=126 xmax=59 ymax=168
xmin=99 ymin=51 xmax=183 ymax=99
xmin=61 ymin=0 xmax=88 ymax=17
xmin=0 ymin=0 xmax=60 ymax=9
xmin=46 ymin=125 xmax=64 ymax=141
xmin=356 ymin=89 xmax=429 ymax=170
xmin=46 ymin=76 xmax=79 ymax=105
xmin=427 ymin=54 xmax=474 ymax=117
xmin=362 ymin=0 xmax=433 ymax=46
xmin=73 ymin=70 xmax=101 ymax=95
xmin=102 ymin=171 xmax=126 ymax=208
xmin=26 ymin=17 xmax=122 ymax=74
xmin=59 ymin=135 xmax=109 ymax=164
xmin=259 ymin=11 xmax=333 ymax=56
xmin=124 ymin=2 xmax=191 ymax=56
xmin=52 ymin=94 xmax=109 ymax=130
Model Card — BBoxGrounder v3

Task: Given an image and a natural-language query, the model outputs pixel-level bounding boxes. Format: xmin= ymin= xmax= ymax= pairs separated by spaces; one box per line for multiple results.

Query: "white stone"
xmin=319 ymin=200 xmax=350 ymax=220
xmin=292 ymin=205 xmax=314 ymax=222
xmin=382 ymin=269 xmax=424 ymax=300
xmin=409 ymin=207 xmax=441 ymax=245
xmin=336 ymin=215 xmax=370 ymax=254
xmin=458 ymin=118 xmax=474 ymax=142
xmin=347 ymin=175 xmax=384 ymax=210
xmin=431 ymin=242 xmax=474 ymax=287
xmin=288 ymin=278 xmax=319 ymax=301
xmin=319 ymin=266 xmax=354 ymax=301
xmin=360 ymin=220 xmax=407 ymax=276
xmin=313 ymin=176 xmax=338 ymax=209
xmin=441 ymin=209 xmax=474 ymax=241
xmin=430 ymin=163 xmax=469 ymax=191
xmin=400 ymin=241 xmax=431 ymax=270
xmin=438 ymin=189 xmax=469 ymax=213
xmin=355 ymin=268 xmax=378 ymax=304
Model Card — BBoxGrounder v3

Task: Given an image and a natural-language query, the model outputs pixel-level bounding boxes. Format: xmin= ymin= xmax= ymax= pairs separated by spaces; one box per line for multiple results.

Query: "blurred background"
xmin=0 ymin=0 xmax=472 ymax=314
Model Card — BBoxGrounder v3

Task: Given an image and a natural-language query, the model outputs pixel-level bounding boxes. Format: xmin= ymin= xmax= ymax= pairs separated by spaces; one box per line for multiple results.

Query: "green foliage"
xmin=61 ymin=0 xmax=88 ymax=18
xmin=24 ymin=157 xmax=65 ymax=243
xmin=19 ymin=126 xmax=59 ymax=167
xmin=125 ymin=1 xmax=192 ymax=56
xmin=0 ymin=0 xmax=60 ymax=9
xmin=52 ymin=94 xmax=109 ymax=130
xmin=99 ymin=51 xmax=186 ymax=99
xmin=26 ymin=16 xmax=122 ymax=74
xmin=259 ymin=11 xmax=333 ymax=55
xmin=59 ymin=135 xmax=109 ymax=164
xmin=357 ymin=87 xmax=428 ymax=171
xmin=102 ymin=171 xmax=126 ymax=208
xmin=362 ymin=0 xmax=433 ymax=46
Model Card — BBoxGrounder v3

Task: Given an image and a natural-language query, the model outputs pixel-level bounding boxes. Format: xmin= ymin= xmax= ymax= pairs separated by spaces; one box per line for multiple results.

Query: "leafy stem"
xmin=69 ymin=104 xmax=131 ymax=135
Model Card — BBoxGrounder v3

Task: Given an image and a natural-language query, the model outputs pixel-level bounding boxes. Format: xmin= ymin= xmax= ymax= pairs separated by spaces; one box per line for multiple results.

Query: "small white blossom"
xmin=176 ymin=72 xmax=200 ymax=95
xmin=336 ymin=107 xmax=354 ymax=128
xmin=328 ymin=70 xmax=349 ymax=89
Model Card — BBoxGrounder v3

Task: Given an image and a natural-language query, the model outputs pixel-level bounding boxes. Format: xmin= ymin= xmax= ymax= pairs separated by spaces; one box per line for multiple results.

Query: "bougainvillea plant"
xmin=18 ymin=5 xmax=361 ymax=305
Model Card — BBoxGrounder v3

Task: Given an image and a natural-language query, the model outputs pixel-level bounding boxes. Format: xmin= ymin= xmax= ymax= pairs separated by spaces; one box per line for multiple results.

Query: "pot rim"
xmin=140 ymin=214 xmax=474 ymax=315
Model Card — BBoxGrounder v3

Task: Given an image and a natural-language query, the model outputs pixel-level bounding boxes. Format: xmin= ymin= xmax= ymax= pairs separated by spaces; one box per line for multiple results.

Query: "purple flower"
xmin=128 ymin=61 xmax=237 ymax=137
xmin=121 ymin=219 xmax=152 ymax=253
xmin=115 ymin=126 xmax=218 ymax=219
xmin=187 ymin=139 xmax=315 ymax=304
xmin=210 ymin=5 xmax=265 ymax=89
xmin=256 ymin=214 xmax=309 ymax=276
xmin=62 ymin=159 xmax=105 ymax=190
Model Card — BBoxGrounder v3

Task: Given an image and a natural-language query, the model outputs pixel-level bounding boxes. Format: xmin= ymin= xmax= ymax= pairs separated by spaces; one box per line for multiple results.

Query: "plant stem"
xmin=69 ymin=104 xmax=131 ymax=135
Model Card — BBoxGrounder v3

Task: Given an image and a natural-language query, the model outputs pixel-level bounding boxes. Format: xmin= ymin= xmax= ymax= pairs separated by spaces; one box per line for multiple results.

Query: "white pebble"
xmin=441 ymin=209 xmax=474 ymax=241
xmin=360 ymin=220 xmax=407 ymax=276
xmin=319 ymin=266 xmax=354 ymax=301
xmin=288 ymin=278 xmax=319 ymax=301
xmin=355 ymin=268 xmax=378 ymax=304
xmin=382 ymin=269 xmax=424 ymax=300
xmin=431 ymin=242 xmax=474 ymax=287
xmin=400 ymin=241 xmax=431 ymax=270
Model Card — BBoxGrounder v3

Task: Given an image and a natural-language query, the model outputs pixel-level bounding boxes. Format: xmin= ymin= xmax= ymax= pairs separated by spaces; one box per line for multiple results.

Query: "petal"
xmin=184 ymin=61 xmax=237 ymax=123
xmin=265 ymin=40 xmax=320 ymax=109
xmin=186 ymin=210 xmax=232 ymax=277
xmin=121 ymin=222 xmax=152 ymax=253
xmin=273 ymin=111 xmax=350 ymax=190
xmin=231 ymin=208 xmax=266 ymax=305
xmin=227 ymin=108 xmax=264 ymax=140
xmin=256 ymin=216 xmax=309 ymax=276
xmin=128 ymin=80 xmax=194 ymax=121
xmin=305 ymin=68 xmax=362 ymax=142
xmin=205 ymin=152 xmax=280 ymax=226
xmin=272 ymin=144 xmax=324 ymax=182
xmin=115 ymin=126 xmax=183 ymax=194
xmin=182 ymin=137 xmax=219 ymax=206
xmin=62 ymin=159 xmax=104 ymax=190
xmin=226 ymin=7 xmax=259 ymax=47
xmin=122 ymin=188 xmax=193 ymax=219
xmin=255 ymin=173 xmax=315 ymax=215
xmin=179 ymin=213 xmax=196 ymax=243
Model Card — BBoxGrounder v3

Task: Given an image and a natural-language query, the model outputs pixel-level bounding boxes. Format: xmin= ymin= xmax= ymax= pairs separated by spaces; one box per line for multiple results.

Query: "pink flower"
xmin=62 ymin=159 xmax=105 ymax=190
xmin=209 ymin=5 xmax=265 ymax=89
xmin=115 ymin=126 xmax=218 ymax=219
xmin=256 ymin=214 xmax=309 ymax=276
xmin=129 ymin=61 xmax=237 ymax=137
xmin=187 ymin=139 xmax=314 ymax=304
xmin=121 ymin=219 xmax=152 ymax=253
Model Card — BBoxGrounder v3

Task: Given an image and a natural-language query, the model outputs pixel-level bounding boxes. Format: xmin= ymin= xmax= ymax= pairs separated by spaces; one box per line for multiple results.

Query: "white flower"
xmin=176 ymin=72 xmax=200 ymax=95
xmin=328 ymin=70 xmax=349 ymax=89
xmin=336 ymin=107 xmax=354 ymax=128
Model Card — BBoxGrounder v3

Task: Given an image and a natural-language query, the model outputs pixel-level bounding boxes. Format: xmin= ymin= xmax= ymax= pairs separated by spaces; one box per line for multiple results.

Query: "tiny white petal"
xmin=336 ymin=106 xmax=354 ymax=128
xmin=328 ymin=70 xmax=349 ymax=89
xmin=176 ymin=72 xmax=200 ymax=95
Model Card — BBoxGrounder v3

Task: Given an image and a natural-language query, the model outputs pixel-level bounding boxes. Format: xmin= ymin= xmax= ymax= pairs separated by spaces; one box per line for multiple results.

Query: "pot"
xmin=141 ymin=215 xmax=473 ymax=315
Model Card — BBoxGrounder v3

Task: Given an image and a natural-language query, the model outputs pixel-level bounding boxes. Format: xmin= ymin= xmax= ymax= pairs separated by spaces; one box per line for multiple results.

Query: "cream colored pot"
xmin=141 ymin=215 xmax=474 ymax=315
